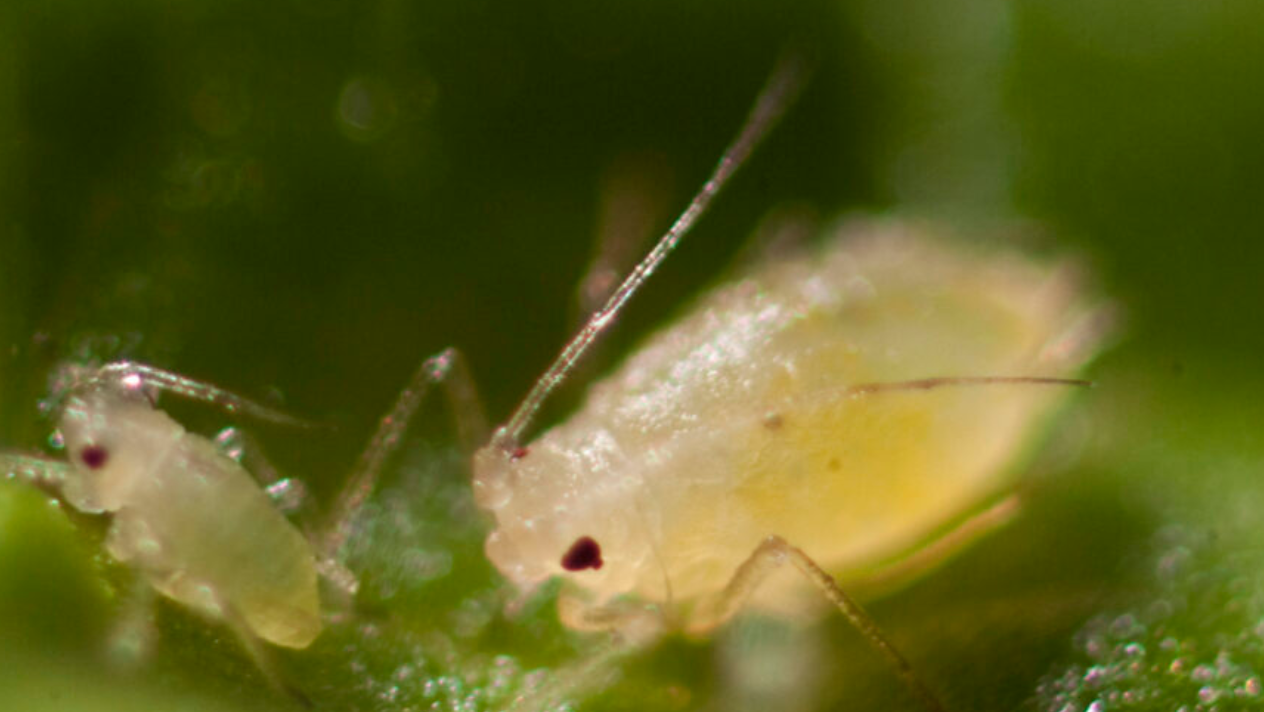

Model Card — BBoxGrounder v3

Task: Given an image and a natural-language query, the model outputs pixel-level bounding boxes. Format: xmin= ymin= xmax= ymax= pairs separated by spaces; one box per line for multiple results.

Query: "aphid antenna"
xmin=844 ymin=375 xmax=1094 ymax=397
xmin=494 ymin=50 xmax=813 ymax=451
xmin=94 ymin=361 xmax=315 ymax=428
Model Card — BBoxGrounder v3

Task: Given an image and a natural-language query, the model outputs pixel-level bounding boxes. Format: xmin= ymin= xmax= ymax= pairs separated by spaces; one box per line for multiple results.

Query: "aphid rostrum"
xmin=351 ymin=55 xmax=1109 ymax=711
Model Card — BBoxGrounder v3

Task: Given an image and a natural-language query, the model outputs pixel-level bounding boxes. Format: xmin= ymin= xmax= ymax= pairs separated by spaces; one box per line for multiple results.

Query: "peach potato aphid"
xmin=373 ymin=56 xmax=1108 ymax=711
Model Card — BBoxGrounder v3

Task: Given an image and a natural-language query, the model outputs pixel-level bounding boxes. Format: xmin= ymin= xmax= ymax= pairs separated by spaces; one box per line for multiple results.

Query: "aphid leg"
xmin=213 ymin=427 xmax=313 ymax=518
xmin=1 ymin=452 xmax=71 ymax=490
xmin=557 ymin=590 xmax=666 ymax=647
xmin=575 ymin=153 xmax=674 ymax=321
xmin=0 ymin=452 xmax=101 ymax=513
xmin=506 ymin=638 xmax=631 ymax=712
xmin=562 ymin=155 xmax=676 ymax=383
xmin=731 ymin=202 xmax=819 ymax=268
xmin=207 ymin=425 xmax=361 ymax=606
xmin=852 ymin=495 xmax=1022 ymax=600
xmin=105 ymin=571 xmax=157 ymax=668
xmin=690 ymin=536 xmax=948 ymax=712
xmin=214 ymin=593 xmax=314 ymax=708
xmin=501 ymin=592 xmax=658 ymax=712
xmin=318 ymin=347 xmax=487 ymax=568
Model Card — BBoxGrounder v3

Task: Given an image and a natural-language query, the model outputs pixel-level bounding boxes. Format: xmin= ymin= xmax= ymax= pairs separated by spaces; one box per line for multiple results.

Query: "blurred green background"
xmin=2 ymin=0 xmax=1263 ymax=710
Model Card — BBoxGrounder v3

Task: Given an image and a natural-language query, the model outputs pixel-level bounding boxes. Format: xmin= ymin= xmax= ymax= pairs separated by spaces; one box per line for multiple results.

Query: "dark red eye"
xmin=561 ymin=536 xmax=603 ymax=571
xmin=80 ymin=445 xmax=109 ymax=470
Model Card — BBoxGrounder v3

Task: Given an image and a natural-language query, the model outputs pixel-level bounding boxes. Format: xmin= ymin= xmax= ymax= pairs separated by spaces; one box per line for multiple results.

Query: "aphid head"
xmin=51 ymin=367 xmax=170 ymax=512
xmin=472 ymin=440 xmax=645 ymax=598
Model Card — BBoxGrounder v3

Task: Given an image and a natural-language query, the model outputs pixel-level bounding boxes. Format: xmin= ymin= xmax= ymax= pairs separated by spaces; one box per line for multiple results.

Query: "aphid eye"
xmin=561 ymin=536 xmax=603 ymax=571
xmin=80 ymin=445 xmax=109 ymax=470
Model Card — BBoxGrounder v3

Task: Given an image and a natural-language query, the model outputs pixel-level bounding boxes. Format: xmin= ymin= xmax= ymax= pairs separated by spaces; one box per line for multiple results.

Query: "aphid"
xmin=348 ymin=54 xmax=1109 ymax=711
xmin=0 ymin=356 xmax=459 ymax=698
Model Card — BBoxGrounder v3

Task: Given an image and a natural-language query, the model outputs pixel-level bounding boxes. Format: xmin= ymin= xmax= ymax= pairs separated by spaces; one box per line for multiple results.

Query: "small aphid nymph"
xmin=0 ymin=356 xmax=460 ymax=697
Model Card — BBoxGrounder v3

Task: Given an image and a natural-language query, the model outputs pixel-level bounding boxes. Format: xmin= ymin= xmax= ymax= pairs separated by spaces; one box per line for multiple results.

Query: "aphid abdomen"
xmin=122 ymin=434 xmax=320 ymax=648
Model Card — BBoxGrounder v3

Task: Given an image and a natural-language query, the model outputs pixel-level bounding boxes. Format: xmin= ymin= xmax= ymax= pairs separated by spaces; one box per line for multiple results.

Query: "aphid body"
xmin=0 ymin=354 xmax=411 ymax=690
xmin=51 ymin=363 xmax=320 ymax=648
xmin=474 ymin=220 xmax=1101 ymax=629
xmin=404 ymin=55 xmax=1112 ymax=711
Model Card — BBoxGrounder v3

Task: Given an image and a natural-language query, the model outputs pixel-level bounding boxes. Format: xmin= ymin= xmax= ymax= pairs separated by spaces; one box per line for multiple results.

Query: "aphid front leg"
xmin=0 ymin=453 xmax=92 ymax=510
xmin=556 ymin=589 xmax=666 ymax=647
xmin=689 ymin=536 xmax=948 ymax=712
xmin=501 ymin=592 xmax=658 ymax=712
xmin=318 ymin=347 xmax=488 ymax=568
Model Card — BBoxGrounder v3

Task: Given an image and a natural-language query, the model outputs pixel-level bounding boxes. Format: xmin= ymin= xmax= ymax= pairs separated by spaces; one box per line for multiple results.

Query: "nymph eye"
xmin=80 ymin=445 xmax=109 ymax=470
xmin=561 ymin=536 xmax=603 ymax=571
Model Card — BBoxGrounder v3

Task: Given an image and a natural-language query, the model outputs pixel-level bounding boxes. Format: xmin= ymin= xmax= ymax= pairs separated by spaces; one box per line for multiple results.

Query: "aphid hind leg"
xmin=318 ymin=347 xmax=487 ymax=566
xmin=214 ymin=593 xmax=314 ymax=708
xmin=690 ymin=536 xmax=948 ymax=712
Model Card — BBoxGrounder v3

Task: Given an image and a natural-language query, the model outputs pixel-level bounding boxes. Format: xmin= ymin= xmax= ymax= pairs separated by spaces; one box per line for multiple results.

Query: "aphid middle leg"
xmin=209 ymin=427 xmax=359 ymax=599
xmin=689 ymin=536 xmax=948 ymax=712
xmin=318 ymin=347 xmax=487 ymax=565
xmin=213 ymin=427 xmax=313 ymax=518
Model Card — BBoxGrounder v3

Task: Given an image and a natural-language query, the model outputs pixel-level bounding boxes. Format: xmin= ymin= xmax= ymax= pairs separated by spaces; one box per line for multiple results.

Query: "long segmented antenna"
xmin=95 ymin=361 xmax=312 ymax=427
xmin=845 ymin=376 xmax=1093 ymax=396
xmin=495 ymin=52 xmax=811 ymax=450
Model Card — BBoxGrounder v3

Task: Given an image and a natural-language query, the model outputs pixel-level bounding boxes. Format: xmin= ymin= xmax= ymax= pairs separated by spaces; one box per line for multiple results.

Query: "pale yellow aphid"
xmin=442 ymin=57 xmax=1105 ymax=710
xmin=55 ymin=363 xmax=322 ymax=646
xmin=476 ymin=219 xmax=1100 ymax=620
xmin=0 ymin=357 xmax=437 ymax=697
